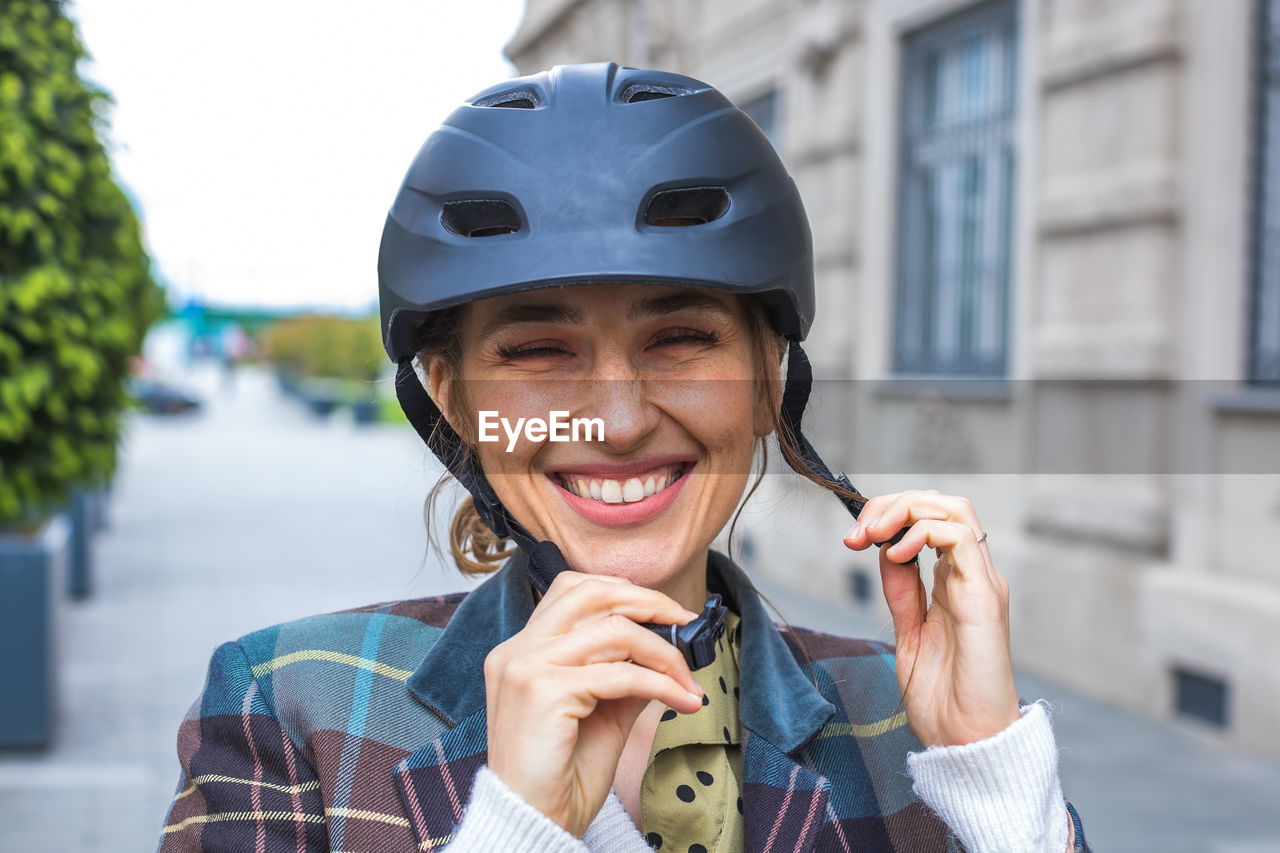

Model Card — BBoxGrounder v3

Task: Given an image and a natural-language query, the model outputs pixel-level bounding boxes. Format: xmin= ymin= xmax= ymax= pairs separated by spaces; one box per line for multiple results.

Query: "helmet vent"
xmin=643 ymin=186 xmax=731 ymax=227
xmin=473 ymin=88 xmax=539 ymax=109
xmin=621 ymin=83 xmax=691 ymax=103
xmin=441 ymin=199 xmax=521 ymax=237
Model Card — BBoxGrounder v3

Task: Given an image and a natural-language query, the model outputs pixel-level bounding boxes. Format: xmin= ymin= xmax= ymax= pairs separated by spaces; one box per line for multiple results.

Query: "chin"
xmin=562 ymin=536 xmax=692 ymax=589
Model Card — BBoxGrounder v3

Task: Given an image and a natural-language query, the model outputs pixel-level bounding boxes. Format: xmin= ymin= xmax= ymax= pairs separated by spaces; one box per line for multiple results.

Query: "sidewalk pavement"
xmin=0 ymin=362 xmax=1277 ymax=852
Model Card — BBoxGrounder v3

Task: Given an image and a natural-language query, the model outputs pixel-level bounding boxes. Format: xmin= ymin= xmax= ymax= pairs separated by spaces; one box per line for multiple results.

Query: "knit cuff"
xmin=906 ymin=700 xmax=1070 ymax=853
xmin=582 ymin=791 xmax=654 ymax=852
xmin=445 ymin=765 xmax=589 ymax=853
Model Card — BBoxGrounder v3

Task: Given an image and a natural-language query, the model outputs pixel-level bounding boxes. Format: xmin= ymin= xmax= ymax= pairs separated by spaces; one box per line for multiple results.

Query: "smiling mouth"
xmin=553 ymin=462 xmax=691 ymax=505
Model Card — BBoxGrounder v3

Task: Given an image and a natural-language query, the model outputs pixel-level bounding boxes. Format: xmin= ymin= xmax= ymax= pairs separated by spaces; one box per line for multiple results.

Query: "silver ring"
xmin=975 ymin=530 xmax=988 ymax=544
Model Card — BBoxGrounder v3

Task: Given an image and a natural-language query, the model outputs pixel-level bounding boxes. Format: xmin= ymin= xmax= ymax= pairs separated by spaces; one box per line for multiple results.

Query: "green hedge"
xmin=262 ymin=314 xmax=386 ymax=385
xmin=0 ymin=1 xmax=165 ymax=528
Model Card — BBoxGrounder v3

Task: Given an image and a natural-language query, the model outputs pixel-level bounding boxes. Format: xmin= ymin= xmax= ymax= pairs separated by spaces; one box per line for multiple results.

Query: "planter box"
xmin=275 ymin=369 xmax=302 ymax=398
xmin=0 ymin=514 xmax=70 ymax=748
xmin=90 ymin=483 xmax=111 ymax=533
xmin=351 ymin=400 xmax=379 ymax=425
xmin=68 ymin=488 xmax=94 ymax=600
xmin=306 ymin=395 xmax=339 ymax=417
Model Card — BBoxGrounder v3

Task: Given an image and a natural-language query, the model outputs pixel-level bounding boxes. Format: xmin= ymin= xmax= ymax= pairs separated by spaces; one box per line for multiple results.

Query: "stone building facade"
xmin=504 ymin=0 xmax=1280 ymax=761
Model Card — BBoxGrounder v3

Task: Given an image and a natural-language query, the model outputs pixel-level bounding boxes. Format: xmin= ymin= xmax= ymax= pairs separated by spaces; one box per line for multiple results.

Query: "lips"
xmin=554 ymin=462 xmax=687 ymax=505
xmin=546 ymin=458 xmax=695 ymax=526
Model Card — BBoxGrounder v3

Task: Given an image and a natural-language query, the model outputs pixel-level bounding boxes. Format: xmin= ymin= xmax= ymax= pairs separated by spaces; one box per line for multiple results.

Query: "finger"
xmin=884 ymin=518 xmax=980 ymax=574
xmin=535 ymin=613 xmax=702 ymax=696
xmin=537 ymin=570 xmax=630 ymax=608
xmin=879 ymin=552 xmax=927 ymax=647
xmin=884 ymin=520 xmax=1005 ymax=623
xmin=842 ymin=491 xmax=905 ymax=548
xmin=858 ymin=491 xmax=980 ymax=547
xmin=530 ymin=574 xmax=699 ymax=635
xmin=568 ymin=661 xmax=705 ymax=715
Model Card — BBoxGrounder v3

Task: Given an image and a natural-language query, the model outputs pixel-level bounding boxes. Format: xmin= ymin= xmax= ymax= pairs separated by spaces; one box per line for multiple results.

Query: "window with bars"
xmin=893 ymin=0 xmax=1018 ymax=376
xmin=1251 ymin=0 xmax=1280 ymax=382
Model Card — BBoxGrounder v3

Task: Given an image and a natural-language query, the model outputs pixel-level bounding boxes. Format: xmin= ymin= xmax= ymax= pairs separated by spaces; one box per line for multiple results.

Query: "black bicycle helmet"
xmin=379 ymin=62 xmax=813 ymax=366
xmin=379 ymin=61 xmax=879 ymax=611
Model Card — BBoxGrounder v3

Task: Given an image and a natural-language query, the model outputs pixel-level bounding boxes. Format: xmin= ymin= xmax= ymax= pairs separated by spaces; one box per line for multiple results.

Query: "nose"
xmin=583 ymin=350 xmax=661 ymax=453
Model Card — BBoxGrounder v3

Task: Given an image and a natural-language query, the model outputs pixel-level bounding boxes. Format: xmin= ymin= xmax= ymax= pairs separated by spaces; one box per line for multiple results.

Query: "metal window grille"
xmin=740 ymin=89 xmax=780 ymax=152
xmin=894 ymin=1 xmax=1018 ymax=376
xmin=1251 ymin=0 xmax=1280 ymax=382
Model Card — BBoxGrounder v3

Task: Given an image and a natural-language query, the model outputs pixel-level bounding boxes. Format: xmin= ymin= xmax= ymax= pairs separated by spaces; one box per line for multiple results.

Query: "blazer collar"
xmin=406 ymin=549 xmax=536 ymax=725
xmin=709 ymin=550 xmax=835 ymax=754
xmin=406 ymin=549 xmax=834 ymax=753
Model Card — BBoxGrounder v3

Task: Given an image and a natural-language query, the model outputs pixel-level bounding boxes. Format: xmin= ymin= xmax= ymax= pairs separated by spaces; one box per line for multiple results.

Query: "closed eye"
xmin=494 ymin=342 xmax=570 ymax=361
xmin=649 ymin=328 xmax=721 ymax=348
xmin=492 ymin=328 xmax=721 ymax=361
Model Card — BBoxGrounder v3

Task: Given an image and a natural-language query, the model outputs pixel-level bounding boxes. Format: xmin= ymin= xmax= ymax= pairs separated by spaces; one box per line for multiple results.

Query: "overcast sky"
xmin=70 ymin=0 xmax=526 ymax=313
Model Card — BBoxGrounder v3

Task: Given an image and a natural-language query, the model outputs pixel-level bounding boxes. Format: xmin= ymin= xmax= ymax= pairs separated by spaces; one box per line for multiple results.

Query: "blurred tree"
xmin=0 ymin=0 xmax=166 ymax=529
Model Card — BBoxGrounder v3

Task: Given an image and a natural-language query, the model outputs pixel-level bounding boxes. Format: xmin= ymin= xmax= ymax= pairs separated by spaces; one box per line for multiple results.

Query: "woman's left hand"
xmin=843 ymin=490 xmax=1021 ymax=748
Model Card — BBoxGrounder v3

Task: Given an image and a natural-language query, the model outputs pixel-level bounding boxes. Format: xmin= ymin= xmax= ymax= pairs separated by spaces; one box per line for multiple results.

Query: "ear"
xmin=426 ymin=357 xmax=457 ymax=432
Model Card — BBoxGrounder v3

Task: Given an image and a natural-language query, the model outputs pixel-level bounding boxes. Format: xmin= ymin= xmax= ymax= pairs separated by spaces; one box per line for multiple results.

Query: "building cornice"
xmin=504 ymin=0 xmax=592 ymax=63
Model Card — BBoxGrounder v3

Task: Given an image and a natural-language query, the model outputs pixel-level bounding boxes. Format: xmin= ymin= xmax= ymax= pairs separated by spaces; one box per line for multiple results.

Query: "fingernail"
xmin=844 ymin=522 xmax=860 ymax=539
xmin=866 ymin=515 xmax=881 ymax=531
xmin=684 ymin=609 xmax=700 ymax=620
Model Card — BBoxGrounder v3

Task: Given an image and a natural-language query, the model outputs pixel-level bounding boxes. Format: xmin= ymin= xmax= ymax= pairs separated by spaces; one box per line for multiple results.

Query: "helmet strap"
xmin=394 ymin=358 xmax=568 ymax=591
xmin=779 ymin=344 xmax=872 ymax=518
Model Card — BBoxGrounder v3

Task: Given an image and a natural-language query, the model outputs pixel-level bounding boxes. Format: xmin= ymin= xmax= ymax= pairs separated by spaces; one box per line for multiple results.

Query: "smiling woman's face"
xmin=428 ymin=283 xmax=776 ymax=604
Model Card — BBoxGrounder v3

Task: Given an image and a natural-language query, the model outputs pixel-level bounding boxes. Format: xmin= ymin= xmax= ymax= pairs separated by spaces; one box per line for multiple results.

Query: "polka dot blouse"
xmin=640 ymin=609 xmax=743 ymax=853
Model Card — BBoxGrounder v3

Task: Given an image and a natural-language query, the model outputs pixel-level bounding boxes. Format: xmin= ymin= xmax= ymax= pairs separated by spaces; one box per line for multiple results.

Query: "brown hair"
xmin=413 ymin=296 xmax=876 ymax=575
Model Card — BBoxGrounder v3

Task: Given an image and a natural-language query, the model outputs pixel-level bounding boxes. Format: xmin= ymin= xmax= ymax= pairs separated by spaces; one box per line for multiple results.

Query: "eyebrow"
xmin=479 ymin=303 xmax=586 ymax=341
xmin=625 ymin=292 xmax=735 ymax=322
xmin=477 ymin=291 xmax=735 ymax=341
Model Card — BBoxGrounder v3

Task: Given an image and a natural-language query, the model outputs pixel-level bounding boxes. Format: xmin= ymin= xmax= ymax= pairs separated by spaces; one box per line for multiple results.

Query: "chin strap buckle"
xmin=641 ymin=593 xmax=727 ymax=672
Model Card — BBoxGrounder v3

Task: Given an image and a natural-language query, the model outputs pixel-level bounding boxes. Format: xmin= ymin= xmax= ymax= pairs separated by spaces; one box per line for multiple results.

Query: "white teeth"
xmin=560 ymin=465 xmax=687 ymax=505
xmin=600 ymin=479 xmax=624 ymax=504
xmin=622 ymin=478 xmax=645 ymax=502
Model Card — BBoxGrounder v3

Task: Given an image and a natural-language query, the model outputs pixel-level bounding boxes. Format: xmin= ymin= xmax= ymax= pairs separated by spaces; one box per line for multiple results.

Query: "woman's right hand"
xmin=484 ymin=571 xmax=706 ymax=838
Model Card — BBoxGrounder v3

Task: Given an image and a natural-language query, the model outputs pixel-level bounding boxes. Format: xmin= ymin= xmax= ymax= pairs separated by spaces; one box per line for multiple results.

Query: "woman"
xmin=158 ymin=63 xmax=1088 ymax=852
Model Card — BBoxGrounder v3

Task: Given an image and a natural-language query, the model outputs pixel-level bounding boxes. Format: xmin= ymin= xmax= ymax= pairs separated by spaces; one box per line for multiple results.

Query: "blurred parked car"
xmin=128 ymin=378 xmax=202 ymax=415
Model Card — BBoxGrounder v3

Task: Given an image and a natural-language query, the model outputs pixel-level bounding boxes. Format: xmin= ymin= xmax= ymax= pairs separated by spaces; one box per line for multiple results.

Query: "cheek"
xmin=461 ymin=379 xmax=565 ymax=477
xmin=672 ymin=381 xmax=759 ymax=474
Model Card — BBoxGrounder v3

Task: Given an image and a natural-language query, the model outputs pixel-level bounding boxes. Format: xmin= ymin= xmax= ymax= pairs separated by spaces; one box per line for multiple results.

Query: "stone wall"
xmin=504 ymin=0 xmax=1280 ymax=762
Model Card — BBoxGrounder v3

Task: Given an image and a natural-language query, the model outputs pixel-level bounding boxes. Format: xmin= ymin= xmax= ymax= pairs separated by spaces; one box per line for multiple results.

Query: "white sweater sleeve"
xmin=443 ymin=766 xmax=587 ymax=853
xmin=906 ymin=700 xmax=1071 ymax=853
xmin=581 ymin=791 xmax=655 ymax=852
xmin=444 ymin=766 xmax=652 ymax=853
xmin=452 ymin=707 xmax=1073 ymax=853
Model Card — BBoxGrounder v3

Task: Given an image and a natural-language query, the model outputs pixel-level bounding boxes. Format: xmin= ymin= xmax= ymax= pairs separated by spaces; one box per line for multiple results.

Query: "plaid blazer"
xmin=157 ymin=550 xmax=1089 ymax=852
